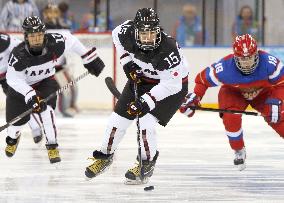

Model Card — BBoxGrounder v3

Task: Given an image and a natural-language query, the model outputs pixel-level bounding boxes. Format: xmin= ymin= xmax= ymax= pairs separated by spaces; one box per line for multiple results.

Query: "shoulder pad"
xmin=154 ymin=33 xmax=181 ymax=71
xmin=116 ymin=21 xmax=136 ymax=51
xmin=259 ymin=51 xmax=280 ymax=75
xmin=45 ymin=33 xmax=65 ymax=56
xmin=9 ymin=42 xmax=30 ymax=71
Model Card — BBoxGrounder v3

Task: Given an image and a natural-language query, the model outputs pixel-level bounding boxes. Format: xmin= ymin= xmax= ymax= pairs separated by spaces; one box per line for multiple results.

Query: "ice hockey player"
xmin=180 ymin=34 xmax=284 ymax=171
xmin=85 ymin=8 xmax=189 ymax=184
xmin=0 ymin=32 xmax=43 ymax=144
xmin=5 ymin=16 xmax=105 ymax=163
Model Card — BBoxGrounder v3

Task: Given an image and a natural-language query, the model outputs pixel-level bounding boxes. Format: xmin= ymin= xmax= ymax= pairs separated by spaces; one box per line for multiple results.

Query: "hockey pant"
xmin=100 ymin=112 xmax=158 ymax=161
xmin=6 ymin=77 xmax=59 ymax=144
xmin=1 ymin=78 xmax=47 ymax=139
xmin=8 ymin=106 xmax=57 ymax=144
xmin=218 ymin=86 xmax=284 ymax=151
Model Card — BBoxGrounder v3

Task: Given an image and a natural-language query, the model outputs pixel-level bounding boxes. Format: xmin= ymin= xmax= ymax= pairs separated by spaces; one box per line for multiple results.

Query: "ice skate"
xmin=33 ymin=134 xmax=43 ymax=144
xmin=5 ymin=134 xmax=21 ymax=157
xmin=46 ymin=144 xmax=61 ymax=164
xmin=234 ymin=147 xmax=246 ymax=171
xmin=85 ymin=150 xmax=114 ymax=179
xmin=125 ymin=151 xmax=159 ymax=185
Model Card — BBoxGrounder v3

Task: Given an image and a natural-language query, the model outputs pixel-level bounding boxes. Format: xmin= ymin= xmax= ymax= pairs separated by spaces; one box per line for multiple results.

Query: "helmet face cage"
xmin=233 ymin=34 xmax=259 ymax=75
xmin=134 ymin=24 xmax=161 ymax=51
xmin=22 ymin=16 xmax=46 ymax=53
xmin=134 ymin=8 xmax=161 ymax=51
xmin=234 ymin=54 xmax=259 ymax=75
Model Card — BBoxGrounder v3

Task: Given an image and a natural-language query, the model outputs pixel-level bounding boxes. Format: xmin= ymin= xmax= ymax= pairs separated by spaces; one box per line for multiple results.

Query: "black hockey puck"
xmin=144 ymin=185 xmax=154 ymax=191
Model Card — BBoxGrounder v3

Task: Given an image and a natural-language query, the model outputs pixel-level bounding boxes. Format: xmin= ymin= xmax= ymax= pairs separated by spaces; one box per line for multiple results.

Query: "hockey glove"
xmin=123 ymin=61 xmax=143 ymax=82
xmin=25 ymin=90 xmax=47 ymax=113
xmin=179 ymin=93 xmax=201 ymax=117
xmin=84 ymin=57 xmax=105 ymax=76
xmin=127 ymin=93 xmax=156 ymax=116
xmin=82 ymin=48 xmax=105 ymax=77
xmin=264 ymin=98 xmax=282 ymax=124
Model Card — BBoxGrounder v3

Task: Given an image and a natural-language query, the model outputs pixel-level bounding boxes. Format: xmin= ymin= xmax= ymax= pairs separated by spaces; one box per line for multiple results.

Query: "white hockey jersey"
xmin=0 ymin=33 xmax=21 ymax=78
xmin=112 ymin=20 xmax=189 ymax=102
xmin=6 ymin=32 xmax=95 ymax=97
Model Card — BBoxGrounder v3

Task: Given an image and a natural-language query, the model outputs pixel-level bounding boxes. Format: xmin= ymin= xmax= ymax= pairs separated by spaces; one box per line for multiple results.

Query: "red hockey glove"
xmin=264 ymin=98 xmax=282 ymax=124
xmin=179 ymin=93 xmax=201 ymax=117
xmin=25 ymin=90 xmax=47 ymax=113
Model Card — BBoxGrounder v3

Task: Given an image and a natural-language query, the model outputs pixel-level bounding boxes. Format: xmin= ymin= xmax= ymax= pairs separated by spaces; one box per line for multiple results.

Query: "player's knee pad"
xmin=139 ymin=114 xmax=158 ymax=161
xmin=222 ymin=113 xmax=242 ymax=132
xmin=101 ymin=112 xmax=133 ymax=154
xmin=28 ymin=113 xmax=42 ymax=130
xmin=39 ymin=105 xmax=57 ymax=144
xmin=139 ymin=114 xmax=158 ymax=130
xmin=7 ymin=125 xmax=23 ymax=139
xmin=107 ymin=112 xmax=133 ymax=130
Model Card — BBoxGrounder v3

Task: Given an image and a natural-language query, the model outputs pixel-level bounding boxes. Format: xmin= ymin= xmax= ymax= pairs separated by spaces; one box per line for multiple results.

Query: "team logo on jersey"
xmin=144 ymin=69 xmax=158 ymax=75
xmin=25 ymin=67 xmax=53 ymax=77
xmin=240 ymin=87 xmax=263 ymax=100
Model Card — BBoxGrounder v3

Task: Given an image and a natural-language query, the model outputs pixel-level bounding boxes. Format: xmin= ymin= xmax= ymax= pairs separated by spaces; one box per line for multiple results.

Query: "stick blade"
xmin=105 ymin=77 xmax=121 ymax=99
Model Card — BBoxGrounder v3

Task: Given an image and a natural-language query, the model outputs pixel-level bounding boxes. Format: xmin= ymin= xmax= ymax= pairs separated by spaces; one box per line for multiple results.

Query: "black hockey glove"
xmin=25 ymin=91 xmax=47 ymax=113
xmin=84 ymin=57 xmax=105 ymax=77
xmin=127 ymin=98 xmax=150 ymax=116
xmin=127 ymin=93 xmax=156 ymax=116
xmin=123 ymin=61 xmax=143 ymax=82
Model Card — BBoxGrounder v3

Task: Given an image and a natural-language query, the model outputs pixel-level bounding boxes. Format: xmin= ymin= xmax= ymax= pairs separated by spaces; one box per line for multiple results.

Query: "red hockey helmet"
xmin=233 ymin=34 xmax=259 ymax=74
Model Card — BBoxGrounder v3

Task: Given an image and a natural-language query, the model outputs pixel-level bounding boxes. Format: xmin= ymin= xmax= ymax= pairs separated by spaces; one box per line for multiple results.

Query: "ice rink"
xmin=0 ymin=111 xmax=284 ymax=203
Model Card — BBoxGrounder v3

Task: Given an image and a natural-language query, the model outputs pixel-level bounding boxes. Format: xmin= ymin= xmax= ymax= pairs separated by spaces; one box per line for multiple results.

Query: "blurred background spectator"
xmin=58 ymin=1 xmax=79 ymax=32
xmin=0 ymin=0 xmax=39 ymax=31
xmin=80 ymin=0 xmax=113 ymax=32
xmin=0 ymin=0 xmax=283 ymax=46
xmin=172 ymin=3 xmax=203 ymax=46
xmin=42 ymin=3 xmax=79 ymax=117
xmin=42 ymin=3 xmax=68 ymax=29
xmin=232 ymin=5 xmax=260 ymax=42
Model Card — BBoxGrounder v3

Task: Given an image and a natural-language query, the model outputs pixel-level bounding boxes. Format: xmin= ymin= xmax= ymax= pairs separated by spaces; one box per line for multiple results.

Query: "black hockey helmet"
xmin=22 ymin=16 xmax=46 ymax=54
xmin=133 ymin=8 xmax=161 ymax=51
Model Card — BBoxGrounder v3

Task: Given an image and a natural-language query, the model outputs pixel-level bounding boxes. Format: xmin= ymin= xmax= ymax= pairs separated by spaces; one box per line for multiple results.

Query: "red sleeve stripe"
xmin=120 ymin=53 xmax=130 ymax=59
xmin=81 ymin=47 xmax=97 ymax=59
xmin=120 ymin=53 xmax=132 ymax=66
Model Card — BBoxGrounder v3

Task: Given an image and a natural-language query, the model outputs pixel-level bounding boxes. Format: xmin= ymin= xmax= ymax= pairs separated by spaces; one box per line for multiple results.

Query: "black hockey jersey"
xmin=112 ymin=20 xmax=189 ymax=102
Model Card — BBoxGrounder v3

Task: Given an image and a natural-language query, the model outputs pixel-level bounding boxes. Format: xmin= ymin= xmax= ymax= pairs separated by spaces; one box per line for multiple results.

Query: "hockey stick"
xmin=133 ymin=79 xmax=145 ymax=182
xmin=105 ymin=77 xmax=261 ymax=116
xmin=0 ymin=71 xmax=90 ymax=132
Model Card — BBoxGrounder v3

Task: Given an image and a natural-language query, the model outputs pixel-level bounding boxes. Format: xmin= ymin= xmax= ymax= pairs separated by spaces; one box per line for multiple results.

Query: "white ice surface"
xmin=0 ymin=111 xmax=283 ymax=203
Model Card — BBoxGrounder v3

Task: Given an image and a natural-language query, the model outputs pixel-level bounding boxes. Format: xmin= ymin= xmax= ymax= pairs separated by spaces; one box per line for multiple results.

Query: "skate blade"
xmin=124 ymin=177 xmax=149 ymax=185
xmin=237 ymin=163 xmax=246 ymax=171
xmin=84 ymin=166 xmax=111 ymax=181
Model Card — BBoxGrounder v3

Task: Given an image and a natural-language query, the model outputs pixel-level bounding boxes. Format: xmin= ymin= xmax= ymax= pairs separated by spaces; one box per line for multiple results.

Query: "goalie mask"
xmin=134 ymin=8 xmax=161 ymax=51
xmin=233 ymin=34 xmax=259 ymax=75
xmin=22 ymin=16 xmax=46 ymax=55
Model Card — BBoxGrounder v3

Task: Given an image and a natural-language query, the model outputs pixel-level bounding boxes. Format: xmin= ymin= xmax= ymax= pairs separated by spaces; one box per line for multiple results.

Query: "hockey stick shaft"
xmin=0 ymin=71 xmax=90 ymax=132
xmin=133 ymin=80 xmax=145 ymax=182
xmin=105 ymin=77 xmax=261 ymax=116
